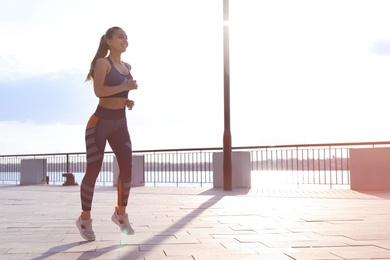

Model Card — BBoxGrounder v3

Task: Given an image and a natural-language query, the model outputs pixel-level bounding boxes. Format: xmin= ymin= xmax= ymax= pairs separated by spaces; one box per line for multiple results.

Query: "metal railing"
xmin=1 ymin=141 xmax=390 ymax=188
xmin=143 ymin=149 xmax=216 ymax=186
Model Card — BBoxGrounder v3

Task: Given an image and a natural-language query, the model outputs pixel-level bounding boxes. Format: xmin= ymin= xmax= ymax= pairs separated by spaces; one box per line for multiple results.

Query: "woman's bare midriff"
xmin=98 ymin=97 xmax=127 ymax=109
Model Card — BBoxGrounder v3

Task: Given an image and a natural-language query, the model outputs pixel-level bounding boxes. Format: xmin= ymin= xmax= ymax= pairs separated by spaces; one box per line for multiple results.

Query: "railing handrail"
xmin=233 ymin=141 xmax=390 ymax=150
xmin=2 ymin=140 xmax=390 ymax=157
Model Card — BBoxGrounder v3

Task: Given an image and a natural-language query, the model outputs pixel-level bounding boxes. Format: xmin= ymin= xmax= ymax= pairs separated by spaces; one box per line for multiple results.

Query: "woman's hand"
xmin=124 ymin=79 xmax=138 ymax=91
xmin=126 ymin=99 xmax=135 ymax=110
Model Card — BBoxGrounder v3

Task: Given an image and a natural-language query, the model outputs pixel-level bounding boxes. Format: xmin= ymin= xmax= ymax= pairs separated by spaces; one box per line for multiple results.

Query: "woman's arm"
xmin=93 ymin=58 xmax=135 ymax=98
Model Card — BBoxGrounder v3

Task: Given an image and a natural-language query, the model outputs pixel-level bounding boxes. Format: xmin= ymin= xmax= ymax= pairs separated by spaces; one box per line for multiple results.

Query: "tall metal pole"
xmin=223 ymin=0 xmax=232 ymax=191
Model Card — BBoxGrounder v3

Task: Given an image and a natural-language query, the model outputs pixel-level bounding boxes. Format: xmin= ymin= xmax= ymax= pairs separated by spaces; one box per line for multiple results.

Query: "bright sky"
xmin=1 ymin=0 xmax=390 ymax=155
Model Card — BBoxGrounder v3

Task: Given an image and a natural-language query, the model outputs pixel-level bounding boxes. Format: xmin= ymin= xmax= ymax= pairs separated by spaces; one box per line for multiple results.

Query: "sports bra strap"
xmin=107 ymin=57 xmax=114 ymax=65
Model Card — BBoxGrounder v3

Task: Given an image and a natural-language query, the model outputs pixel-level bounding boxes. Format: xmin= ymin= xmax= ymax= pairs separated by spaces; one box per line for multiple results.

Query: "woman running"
xmin=76 ymin=26 xmax=138 ymax=241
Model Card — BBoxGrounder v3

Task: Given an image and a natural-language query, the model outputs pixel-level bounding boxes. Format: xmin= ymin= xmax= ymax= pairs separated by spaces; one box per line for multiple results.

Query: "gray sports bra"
xmin=101 ymin=57 xmax=133 ymax=98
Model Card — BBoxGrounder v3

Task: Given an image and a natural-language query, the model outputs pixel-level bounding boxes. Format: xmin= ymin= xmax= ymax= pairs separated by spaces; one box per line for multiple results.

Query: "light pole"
xmin=223 ymin=0 xmax=232 ymax=191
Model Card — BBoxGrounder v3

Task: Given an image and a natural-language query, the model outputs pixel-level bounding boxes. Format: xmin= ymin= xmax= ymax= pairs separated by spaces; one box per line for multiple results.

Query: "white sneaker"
xmin=76 ymin=216 xmax=96 ymax=241
xmin=111 ymin=207 xmax=135 ymax=235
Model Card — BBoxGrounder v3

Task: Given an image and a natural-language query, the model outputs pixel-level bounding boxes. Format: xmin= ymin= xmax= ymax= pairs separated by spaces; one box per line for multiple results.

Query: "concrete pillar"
xmin=20 ymin=159 xmax=47 ymax=185
xmin=113 ymin=155 xmax=145 ymax=187
xmin=350 ymin=147 xmax=390 ymax=191
xmin=213 ymin=151 xmax=251 ymax=188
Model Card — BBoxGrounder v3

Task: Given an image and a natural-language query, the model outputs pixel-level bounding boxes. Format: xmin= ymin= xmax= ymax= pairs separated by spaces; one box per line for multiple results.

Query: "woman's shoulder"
xmin=95 ymin=58 xmax=112 ymax=71
xmin=96 ymin=57 xmax=110 ymax=66
xmin=123 ymin=61 xmax=132 ymax=71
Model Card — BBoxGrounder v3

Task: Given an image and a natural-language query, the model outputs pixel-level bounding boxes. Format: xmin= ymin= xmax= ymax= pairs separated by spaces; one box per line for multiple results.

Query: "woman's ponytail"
xmin=85 ymin=35 xmax=109 ymax=81
xmin=85 ymin=27 xmax=122 ymax=82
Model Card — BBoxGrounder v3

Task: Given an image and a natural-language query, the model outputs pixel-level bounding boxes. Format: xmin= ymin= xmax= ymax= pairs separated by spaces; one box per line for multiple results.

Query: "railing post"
xmin=329 ymin=146 xmax=332 ymax=189
xmin=66 ymin=154 xmax=70 ymax=173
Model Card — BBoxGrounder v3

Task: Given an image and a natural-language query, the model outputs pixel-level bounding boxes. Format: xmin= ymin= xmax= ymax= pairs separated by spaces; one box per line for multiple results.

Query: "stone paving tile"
xmin=0 ymin=248 xmax=11 ymax=254
xmin=162 ymin=243 xmax=227 ymax=254
xmin=284 ymin=248 xmax=345 ymax=260
xmin=3 ymin=253 xmax=29 ymax=260
xmin=329 ymin=245 xmax=390 ymax=259
xmin=343 ymin=233 xmax=390 ymax=241
xmin=143 ymin=256 xmax=195 ymax=260
xmin=292 ymin=234 xmax=355 ymax=248
xmin=221 ymin=241 xmax=268 ymax=252
xmin=196 ymin=254 xmax=292 ymax=260
xmin=119 ymin=247 xmax=167 ymax=259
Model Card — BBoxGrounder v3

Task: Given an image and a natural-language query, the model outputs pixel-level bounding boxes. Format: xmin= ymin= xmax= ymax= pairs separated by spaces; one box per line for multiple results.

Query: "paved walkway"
xmin=1 ymin=184 xmax=390 ymax=260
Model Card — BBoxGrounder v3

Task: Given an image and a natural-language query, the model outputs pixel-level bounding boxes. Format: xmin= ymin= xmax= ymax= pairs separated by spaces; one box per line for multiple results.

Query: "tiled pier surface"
xmin=1 ymin=184 xmax=390 ymax=259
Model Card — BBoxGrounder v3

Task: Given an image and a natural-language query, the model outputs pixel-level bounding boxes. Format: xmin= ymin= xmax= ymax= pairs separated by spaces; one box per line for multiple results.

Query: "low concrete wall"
xmin=113 ymin=155 xmax=145 ymax=187
xmin=213 ymin=152 xmax=251 ymax=188
xmin=20 ymin=159 xmax=47 ymax=185
xmin=350 ymin=147 xmax=390 ymax=191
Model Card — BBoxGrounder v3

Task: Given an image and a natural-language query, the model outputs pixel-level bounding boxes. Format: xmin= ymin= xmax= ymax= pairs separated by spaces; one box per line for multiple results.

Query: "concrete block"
xmin=113 ymin=155 xmax=145 ymax=187
xmin=213 ymin=152 xmax=251 ymax=188
xmin=350 ymin=147 xmax=390 ymax=191
xmin=20 ymin=159 xmax=47 ymax=185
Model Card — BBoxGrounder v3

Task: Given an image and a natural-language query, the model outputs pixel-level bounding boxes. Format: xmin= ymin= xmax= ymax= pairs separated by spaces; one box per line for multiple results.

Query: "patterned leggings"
xmin=80 ymin=106 xmax=132 ymax=211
